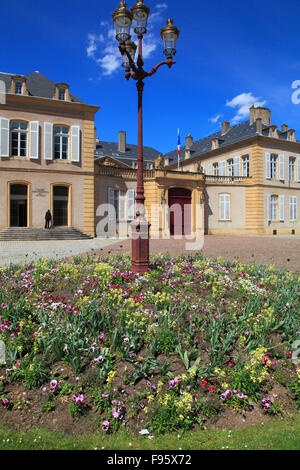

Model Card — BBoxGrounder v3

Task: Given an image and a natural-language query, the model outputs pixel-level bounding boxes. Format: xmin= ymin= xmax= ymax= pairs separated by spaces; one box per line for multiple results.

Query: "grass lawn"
xmin=0 ymin=415 xmax=299 ymax=450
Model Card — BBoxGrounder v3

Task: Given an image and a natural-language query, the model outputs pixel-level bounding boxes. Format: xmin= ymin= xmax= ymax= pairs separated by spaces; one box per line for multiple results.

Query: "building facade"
xmin=0 ymin=71 xmax=99 ymax=237
xmin=0 ymin=72 xmax=299 ymax=239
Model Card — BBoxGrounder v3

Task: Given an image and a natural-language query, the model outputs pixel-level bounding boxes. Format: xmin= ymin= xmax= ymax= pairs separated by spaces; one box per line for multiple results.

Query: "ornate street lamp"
xmin=112 ymin=0 xmax=180 ymax=274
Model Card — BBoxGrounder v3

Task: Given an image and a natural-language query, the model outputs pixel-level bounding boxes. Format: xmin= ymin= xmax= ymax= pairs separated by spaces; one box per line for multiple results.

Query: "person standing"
xmin=45 ymin=210 xmax=52 ymax=229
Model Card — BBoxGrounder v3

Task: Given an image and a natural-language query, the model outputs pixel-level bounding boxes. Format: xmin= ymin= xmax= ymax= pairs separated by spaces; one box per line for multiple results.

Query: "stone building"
xmin=0 ymin=71 xmax=299 ymax=239
xmin=0 ymin=71 xmax=99 ymax=237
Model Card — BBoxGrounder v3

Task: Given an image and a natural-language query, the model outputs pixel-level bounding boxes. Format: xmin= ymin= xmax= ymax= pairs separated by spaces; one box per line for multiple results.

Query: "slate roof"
xmin=164 ymin=120 xmax=299 ymax=164
xmin=95 ymin=141 xmax=161 ymax=169
xmin=0 ymin=71 xmax=86 ymax=104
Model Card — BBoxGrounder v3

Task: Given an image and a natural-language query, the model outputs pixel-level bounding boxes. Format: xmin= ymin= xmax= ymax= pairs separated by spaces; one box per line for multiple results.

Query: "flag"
xmin=177 ymin=128 xmax=181 ymax=169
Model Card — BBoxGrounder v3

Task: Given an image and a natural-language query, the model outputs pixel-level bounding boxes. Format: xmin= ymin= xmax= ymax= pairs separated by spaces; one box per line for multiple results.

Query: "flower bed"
xmin=0 ymin=253 xmax=299 ymax=436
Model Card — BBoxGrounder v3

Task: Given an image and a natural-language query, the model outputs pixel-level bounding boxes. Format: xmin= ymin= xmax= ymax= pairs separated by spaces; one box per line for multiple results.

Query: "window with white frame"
xmin=290 ymin=196 xmax=297 ymax=221
xmin=242 ymin=155 xmax=250 ymax=177
xmin=228 ymin=159 xmax=234 ymax=176
xmin=54 ymin=125 xmax=69 ymax=160
xmin=219 ymin=193 xmax=231 ymax=221
xmin=270 ymin=195 xmax=278 ymax=221
xmin=213 ymin=162 xmax=219 ymax=176
xmin=108 ymin=188 xmax=135 ymax=222
xmin=270 ymin=154 xmax=277 ymax=179
xmin=15 ymin=81 xmax=23 ymax=95
xmin=289 ymin=157 xmax=295 ymax=181
xmin=59 ymin=88 xmax=66 ymax=101
xmin=10 ymin=121 xmax=28 ymax=157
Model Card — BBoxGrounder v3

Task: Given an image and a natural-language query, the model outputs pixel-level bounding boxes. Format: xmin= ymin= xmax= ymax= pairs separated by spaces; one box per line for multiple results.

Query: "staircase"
xmin=0 ymin=227 xmax=93 ymax=241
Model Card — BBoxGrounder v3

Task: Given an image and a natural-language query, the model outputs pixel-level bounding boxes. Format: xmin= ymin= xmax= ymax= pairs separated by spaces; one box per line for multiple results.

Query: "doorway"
xmin=10 ymin=184 xmax=28 ymax=227
xmin=168 ymin=187 xmax=191 ymax=236
xmin=53 ymin=186 xmax=69 ymax=227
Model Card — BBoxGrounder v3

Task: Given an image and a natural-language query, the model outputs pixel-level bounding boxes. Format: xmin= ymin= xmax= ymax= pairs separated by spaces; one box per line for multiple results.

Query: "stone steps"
xmin=0 ymin=227 xmax=93 ymax=241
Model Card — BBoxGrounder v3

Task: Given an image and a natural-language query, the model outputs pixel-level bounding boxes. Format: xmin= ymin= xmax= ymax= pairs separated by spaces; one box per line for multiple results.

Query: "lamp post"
xmin=112 ymin=0 xmax=180 ymax=274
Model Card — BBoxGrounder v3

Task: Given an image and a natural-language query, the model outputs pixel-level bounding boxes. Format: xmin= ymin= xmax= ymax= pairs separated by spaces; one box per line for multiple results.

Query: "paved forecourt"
xmin=0 ymin=238 xmax=125 ymax=267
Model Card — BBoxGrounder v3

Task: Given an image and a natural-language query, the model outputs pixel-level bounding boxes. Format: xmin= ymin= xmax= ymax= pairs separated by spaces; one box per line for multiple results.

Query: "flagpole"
xmin=177 ymin=128 xmax=180 ymax=171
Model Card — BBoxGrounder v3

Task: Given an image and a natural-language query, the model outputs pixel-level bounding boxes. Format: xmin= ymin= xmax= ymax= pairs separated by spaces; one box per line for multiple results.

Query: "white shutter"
xmin=119 ymin=190 xmax=126 ymax=221
xmin=220 ymin=194 xmax=224 ymax=220
xmin=0 ymin=117 xmax=9 ymax=157
xmin=297 ymin=157 xmax=300 ymax=182
xmin=44 ymin=122 xmax=53 ymax=160
xmin=267 ymin=194 xmax=271 ymax=221
xmin=290 ymin=196 xmax=297 ymax=221
xmin=127 ymin=189 xmax=135 ymax=221
xmin=220 ymin=160 xmax=226 ymax=176
xmin=225 ymin=194 xmax=230 ymax=220
xmin=279 ymin=154 xmax=285 ymax=180
xmin=265 ymin=152 xmax=271 ymax=179
xmin=29 ymin=121 xmax=39 ymax=159
xmin=71 ymin=126 xmax=80 ymax=162
xmin=208 ymin=164 xmax=212 ymax=176
xmin=279 ymin=195 xmax=284 ymax=221
xmin=108 ymin=187 xmax=115 ymax=221
xmin=234 ymin=157 xmax=240 ymax=176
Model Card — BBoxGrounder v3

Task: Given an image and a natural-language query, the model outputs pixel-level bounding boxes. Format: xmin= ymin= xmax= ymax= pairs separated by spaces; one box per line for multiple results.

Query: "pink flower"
xmin=112 ymin=408 xmax=120 ymax=419
xmin=124 ymin=337 xmax=130 ymax=344
xmin=201 ymin=380 xmax=208 ymax=388
xmin=1 ymin=398 xmax=8 ymax=406
xmin=73 ymin=393 xmax=84 ymax=406
xmin=102 ymin=420 xmax=110 ymax=431
xmin=174 ymin=376 xmax=181 ymax=384
xmin=209 ymin=386 xmax=215 ymax=393
xmin=50 ymin=380 xmax=57 ymax=392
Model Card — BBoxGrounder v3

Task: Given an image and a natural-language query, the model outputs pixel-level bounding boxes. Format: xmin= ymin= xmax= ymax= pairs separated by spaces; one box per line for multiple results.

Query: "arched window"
xmin=11 ymin=121 xmax=28 ymax=157
xmin=53 ymin=125 xmax=69 ymax=160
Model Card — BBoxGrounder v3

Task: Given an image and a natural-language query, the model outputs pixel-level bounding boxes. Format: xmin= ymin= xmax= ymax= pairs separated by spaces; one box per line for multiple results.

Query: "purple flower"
xmin=102 ymin=393 xmax=110 ymax=399
xmin=124 ymin=337 xmax=130 ymax=344
xmin=169 ymin=380 xmax=176 ymax=388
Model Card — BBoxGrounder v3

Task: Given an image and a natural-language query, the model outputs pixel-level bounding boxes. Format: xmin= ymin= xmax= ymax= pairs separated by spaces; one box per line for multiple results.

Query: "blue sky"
xmin=1 ymin=0 xmax=300 ymax=153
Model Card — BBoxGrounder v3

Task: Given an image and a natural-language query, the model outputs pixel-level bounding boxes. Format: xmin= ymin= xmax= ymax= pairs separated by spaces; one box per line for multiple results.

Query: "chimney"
xmin=281 ymin=123 xmax=288 ymax=133
xmin=256 ymin=118 xmax=262 ymax=134
xmin=249 ymin=105 xmax=271 ymax=125
xmin=221 ymin=120 xmax=230 ymax=135
xmin=185 ymin=149 xmax=191 ymax=159
xmin=185 ymin=134 xmax=193 ymax=149
xmin=118 ymin=131 xmax=126 ymax=152
xmin=211 ymin=138 xmax=219 ymax=150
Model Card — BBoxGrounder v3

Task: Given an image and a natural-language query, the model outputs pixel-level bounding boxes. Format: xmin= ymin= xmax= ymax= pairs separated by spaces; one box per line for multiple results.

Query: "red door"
xmin=168 ymin=188 xmax=191 ymax=236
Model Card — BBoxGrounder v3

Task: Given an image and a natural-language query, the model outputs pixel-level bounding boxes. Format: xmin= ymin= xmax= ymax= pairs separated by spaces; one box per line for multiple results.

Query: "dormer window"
xmin=59 ymin=88 xmax=66 ymax=101
xmin=15 ymin=81 xmax=23 ymax=95
xmin=54 ymin=83 xmax=70 ymax=101
xmin=10 ymin=76 xmax=28 ymax=96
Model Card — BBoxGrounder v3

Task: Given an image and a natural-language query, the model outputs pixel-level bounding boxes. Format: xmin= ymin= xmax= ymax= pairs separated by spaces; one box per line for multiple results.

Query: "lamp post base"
xmin=131 ymin=217 xmax=150 ymax=275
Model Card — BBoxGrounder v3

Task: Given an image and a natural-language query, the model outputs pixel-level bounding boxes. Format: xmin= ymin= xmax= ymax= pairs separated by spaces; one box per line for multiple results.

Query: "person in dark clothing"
xmin=45 ymin=210 xmax=52 ymax=229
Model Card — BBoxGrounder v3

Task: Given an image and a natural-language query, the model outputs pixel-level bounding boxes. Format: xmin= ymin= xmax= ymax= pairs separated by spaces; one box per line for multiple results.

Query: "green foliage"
xmin=13 ymin=359 xmax=48 ymax=390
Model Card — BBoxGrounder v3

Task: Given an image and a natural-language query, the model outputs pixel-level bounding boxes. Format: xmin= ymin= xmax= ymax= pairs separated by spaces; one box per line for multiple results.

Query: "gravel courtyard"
xmin=90 ymin=235 xmax=300 ymax=273
xmin=0 ymin=235 xmax=299 ymax=272
xmin=0 ymin=238 xmax=123 ymax=267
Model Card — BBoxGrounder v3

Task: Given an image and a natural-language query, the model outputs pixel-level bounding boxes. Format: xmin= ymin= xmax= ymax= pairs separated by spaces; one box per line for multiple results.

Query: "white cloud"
xmin=86 ymin=3 xmax=168 ymax=77
xmin=209 ymin=114 xmax=223 ymax=124
xmin=226 ymin=92 xmax=266 ymax=124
